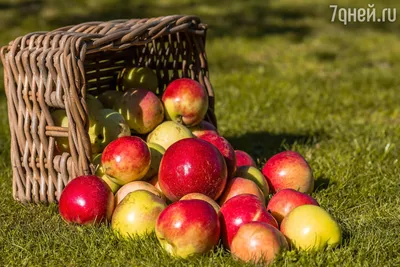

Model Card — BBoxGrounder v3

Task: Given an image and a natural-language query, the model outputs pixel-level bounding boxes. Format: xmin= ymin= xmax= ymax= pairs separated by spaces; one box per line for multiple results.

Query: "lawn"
xmin=0 ymin=0 xmax=400 ymax=266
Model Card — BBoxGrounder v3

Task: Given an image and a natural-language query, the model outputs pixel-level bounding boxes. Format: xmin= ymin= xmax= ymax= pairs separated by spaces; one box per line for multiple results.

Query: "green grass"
xmin=1 ymin=0 xmax=400 ymax=266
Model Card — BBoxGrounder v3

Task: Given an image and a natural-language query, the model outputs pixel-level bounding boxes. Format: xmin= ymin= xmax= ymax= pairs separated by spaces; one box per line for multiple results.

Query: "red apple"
xmin=155 ymin=199 xmax=220 ymax=258
xmin=102 ymin=136 xmax=151 ymax=185
xmin=115 ymin=181 xmax=165 ymax=205
xmin=231 ymin=222 xmax=288 ymax=264
xmin=218 ymin=177 xmax=265 ymax=206
xmin=235 ymin=150 xmax=257 ymax=168
xmin=219 ymin=194 xmax=278 ymax=249
xmin=114 ymin=88 xmax=164 ymax=134
xmin=189 ymin=120 xmax=218 ymax=137
xmin=180 ymin=193 xmax=221 ymax=214
xmin=267 ymin=189 xmax=319 ymax=224
xmin=162 ymin=78 xmax=209 ymax=127
xmin=198 ymin=133 xmax=236 ymax=178
xmin=59 ymin=175 xmax=114 ymax=225
xmin=159 ymin=138 xmax=227 ymax=202
xmin=262 ymin=151 xmax=314 ymax=193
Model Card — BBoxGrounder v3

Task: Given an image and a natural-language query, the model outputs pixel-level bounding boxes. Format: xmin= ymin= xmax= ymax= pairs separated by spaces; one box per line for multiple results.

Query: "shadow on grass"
xmin=226 ymin=131 xmax=325 ymax=162
xmin=313 ymin=176 xmax=332 ymax=193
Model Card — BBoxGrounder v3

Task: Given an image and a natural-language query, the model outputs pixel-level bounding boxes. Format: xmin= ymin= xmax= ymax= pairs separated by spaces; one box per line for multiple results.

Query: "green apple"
xmin=112 ymin=190 xmax=167 ymax=238
xmin=120 ymin=67 xmax=158 ymax=93
xmin=51 ymin=109 xmax=70 ymax=153
xmin=142 ymin=143 xmax=165 ymax=181
xmin=86 ymin=94 xmax=104 ymax=111
xmin=89 ymin=109 xmax=130 ymax=154
xmin=235 ymin=166 xmax=269 ymax=200
xmin=280 ymin=205 xmax=342 ymax=250
xmin=98 ymin=90 xmax=123 ymax=109
xmin=92 ymin=153 xmax=121 ymax=193
xmin=147 ymin=121 xmax=194 ymax=150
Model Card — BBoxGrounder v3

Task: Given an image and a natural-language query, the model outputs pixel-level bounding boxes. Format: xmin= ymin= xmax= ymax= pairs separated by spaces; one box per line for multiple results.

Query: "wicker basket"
xmin=1 ymin=15 xmax=216 ymax=203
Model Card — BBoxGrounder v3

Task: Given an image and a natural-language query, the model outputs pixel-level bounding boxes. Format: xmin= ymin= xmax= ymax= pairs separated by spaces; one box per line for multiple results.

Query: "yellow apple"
xmin=51 ymin=109 xmax=70 ymax=153
xmin=86 ymin=94 xmax=104 ymax=111
xmin=115 ymin=181 xmax=165 ymax=205
xmin=88 ymin=109 xmax=131 ymax=154
xmin=147 ymin=121 xmax=194 ymax=150
xmin=120 ymin=67 xmax=159 ymax=93
xmin=92 ymin=153 xmax=121 ymax=193
xmin=112 ymin=190 xmax=167 ymax=238
xmin=280 ymin=205 xmax=342 ymax=250
xmin=142 ymin=143 xmax=165 ymax=181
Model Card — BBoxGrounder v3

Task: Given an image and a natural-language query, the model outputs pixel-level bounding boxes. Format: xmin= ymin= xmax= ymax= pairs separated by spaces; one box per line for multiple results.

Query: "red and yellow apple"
xmin=162 ymin=78 xmax=209 ymax=127
xmin=267 ymin=188 xmax=319 ymax=223
xmin=219 ymin=177 xmax=265 ymax=206
xmin=234 ymin=166 xmax=269 ymax=200
xmin=235 ymin=150 xmax=257 ymax=168
xmin=262 ymin=151 xmax=314 ymax=193
xmin=189 ymin=120 xmax=218 ymax=137
xmin=102 ymin=136 xmax=151 ymax=185
xmin=219 ymin=194 xmax=278 ymax=249
xmin=92 ymin=153 xmax=121 ymax=193
xmin=199 ymin=133 xmax=237 ymax=178
xmin=114 ymin=88 xmax=164 ymax=134
xmin=180 ymin=193 xmax=220 ymax=214
xmin=159 ymin=138 xmax=227 ymax=202
xmin=231 ymin=222 xmax=288 ymax=264
xmin=155 ymin=199 xmax=220 ymax=258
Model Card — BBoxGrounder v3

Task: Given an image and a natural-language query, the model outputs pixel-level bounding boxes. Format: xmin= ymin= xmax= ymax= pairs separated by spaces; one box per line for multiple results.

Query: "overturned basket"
xmin=1 ymin=15 xmax=216 ymax=203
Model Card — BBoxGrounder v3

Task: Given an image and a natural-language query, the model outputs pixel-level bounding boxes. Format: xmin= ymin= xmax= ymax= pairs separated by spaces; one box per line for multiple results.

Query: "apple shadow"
xmin=225 ymin=130 xmax=326 ymax=164
xmin=313 ymin=176 xmax=332 ymax=193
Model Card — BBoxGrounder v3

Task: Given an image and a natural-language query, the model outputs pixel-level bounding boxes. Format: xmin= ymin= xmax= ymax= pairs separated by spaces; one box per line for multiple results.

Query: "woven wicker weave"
xmin=1 ymin=15 xmax=216 ymax=203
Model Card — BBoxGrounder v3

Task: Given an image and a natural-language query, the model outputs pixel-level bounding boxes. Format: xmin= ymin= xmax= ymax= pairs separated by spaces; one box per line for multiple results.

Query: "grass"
xmin=1 ymin=0 xmax=400 ymax=266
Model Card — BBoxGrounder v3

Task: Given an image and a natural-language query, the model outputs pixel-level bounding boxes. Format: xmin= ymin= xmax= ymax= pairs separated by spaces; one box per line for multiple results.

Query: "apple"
xmin=231 ymin=222 xmax=288 ymax=264
xmin=235 ymin=150 xmax=257 ymax=168
xmin=159 ymin=138 xmax=227 ymax=202
xmin=142 ymin=143 xmax=165 ymax=181
xmin=92 ymin=153 xmax=121 ymax=193
xmin=51 ymin=109 xmax=69 ymax=153
xmin=162 ymin=78 xmax=209 ymax=127
xmin=155 ymin=199 xmax=220 ymax=258
xmin=267 ymin=189 xmax=319 ymax=224
xmin=102 ymin=136 xmax=151 ymax=185
xmin=189 ymin=120 xmax=218 ymax=137
xmin=198 ymin=133 xmax=236 ymax=178
xmin=89 ymin=109 xmax=131 ymax=154
xmin=115 ymin=181 xmax=165 ymax=205
xmin=112 ymin=190 xmax=167 ymax=238
xmin=98 ymin=90 xmax=123 ymax=109
xmin=114 ymin=88 xmax=164 ymax=134
xmin=58 ymin=175 xmax=114 ymax=225
xmin=147 ymin=121 xmax=194 ymax=150
xmin=149 ymin=175 xmax=162 ymax=192
xmin=262 ymin=151 xmax=314 ymax=193
xmin=280 ymin=205 xmax=342 ymax=250
xmin=234 ymin=166 xmax=269 ymax=200
xmin=86 ymin=94 xmax=104 ymax=111
xmin=218 ymin=177 xmax=265 ymax=206
xmin=180 ymin=193 xmax=220 ymax=214
xmin=120 ymin=67 xmax=159 ymax=93
xmin=219 ymin=194 xmax=278 ymax=249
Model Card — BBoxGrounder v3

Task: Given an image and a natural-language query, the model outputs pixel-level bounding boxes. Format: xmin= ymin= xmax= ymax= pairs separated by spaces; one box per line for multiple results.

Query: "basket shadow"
xmin=225 ymin=130 xmax=325 ymax=163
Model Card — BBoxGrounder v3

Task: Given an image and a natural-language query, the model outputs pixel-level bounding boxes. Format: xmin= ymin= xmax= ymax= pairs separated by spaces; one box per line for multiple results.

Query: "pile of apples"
xmin=57 ymin=67 xmax=342 ymax=264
